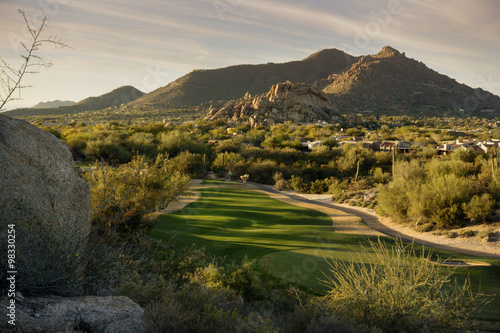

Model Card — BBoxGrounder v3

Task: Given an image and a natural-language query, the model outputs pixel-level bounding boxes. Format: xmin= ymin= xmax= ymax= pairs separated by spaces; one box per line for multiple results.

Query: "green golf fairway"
xmin=150 ymin=185 xmax=500 ymax=322
xmin=151 ymin=187 xmax=378 ymax=261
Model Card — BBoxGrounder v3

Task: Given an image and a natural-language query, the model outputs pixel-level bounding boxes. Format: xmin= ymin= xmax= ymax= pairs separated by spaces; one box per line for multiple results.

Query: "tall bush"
xmin=321 ymin=239 xmax=489 ymax=333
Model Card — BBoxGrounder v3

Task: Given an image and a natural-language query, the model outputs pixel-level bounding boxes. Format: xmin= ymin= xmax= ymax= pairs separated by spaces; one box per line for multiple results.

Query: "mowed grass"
xmin=151 ymin=186 xmax=378 ymax=261
xmin=150 ymin=185 xmax=500 ymax=322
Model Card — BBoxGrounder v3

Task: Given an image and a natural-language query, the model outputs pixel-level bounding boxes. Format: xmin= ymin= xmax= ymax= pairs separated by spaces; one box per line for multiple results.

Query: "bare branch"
xmin=0 ymin=9 xmax=71 ymax=111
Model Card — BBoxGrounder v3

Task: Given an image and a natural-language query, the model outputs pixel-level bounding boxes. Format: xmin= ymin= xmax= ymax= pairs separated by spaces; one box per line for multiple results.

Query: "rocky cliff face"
xmin=0 ymin=115 xmax=91 ymax=294
xmin=205 ymin=81 xmax=341 ymax=127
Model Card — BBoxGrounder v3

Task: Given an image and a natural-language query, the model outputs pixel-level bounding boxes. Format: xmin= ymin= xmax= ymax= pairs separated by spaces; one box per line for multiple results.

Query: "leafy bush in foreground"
xmin=320 ymin=238 xmax=491 ymax=333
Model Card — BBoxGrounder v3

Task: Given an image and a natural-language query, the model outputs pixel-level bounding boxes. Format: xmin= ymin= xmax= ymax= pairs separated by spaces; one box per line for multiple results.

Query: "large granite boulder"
xmin=0 ymin=296 xmax=150 ymax=333
xmin=0 ymin=115 xmax=91 ymax=295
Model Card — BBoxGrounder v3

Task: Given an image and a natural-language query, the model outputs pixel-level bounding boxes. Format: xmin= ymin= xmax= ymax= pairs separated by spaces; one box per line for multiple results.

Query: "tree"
xmin=1 ymin=10 xmax=70 ymax=110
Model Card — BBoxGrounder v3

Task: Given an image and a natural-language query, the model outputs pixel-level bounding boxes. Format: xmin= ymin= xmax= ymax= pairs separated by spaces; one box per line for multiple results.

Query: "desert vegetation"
xmin=30 ymin=113 xmax=500 ymax=232
xmin=4 ymin=110 xmax=500 ymax=332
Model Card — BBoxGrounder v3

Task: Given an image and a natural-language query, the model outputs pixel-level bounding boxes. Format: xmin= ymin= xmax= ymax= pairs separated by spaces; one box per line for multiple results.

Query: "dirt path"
xmin=246 ymin=182 xmax=500 ymax=260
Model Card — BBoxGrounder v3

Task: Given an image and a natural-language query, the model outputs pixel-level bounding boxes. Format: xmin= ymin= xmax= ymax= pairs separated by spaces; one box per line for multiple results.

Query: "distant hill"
xmin=130 ymin=49 xmax=359 ymax=108
xmin=4 ymin=86 xmax=145 ymax=116
xmin=31 ymin=100 xmax=75 ymax=109
xmin=318 ymin=46 xmax=500 ymax=111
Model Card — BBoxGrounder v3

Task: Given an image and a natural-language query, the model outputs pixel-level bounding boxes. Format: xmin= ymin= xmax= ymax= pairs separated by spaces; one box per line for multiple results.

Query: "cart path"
xmin=164 ymin=180 xmax=500 ymax=260
xmin=246 ymin=182 xmax=500 ymax=260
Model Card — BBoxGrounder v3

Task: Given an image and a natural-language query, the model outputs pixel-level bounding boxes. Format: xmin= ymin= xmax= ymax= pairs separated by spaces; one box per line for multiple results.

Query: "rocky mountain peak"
xmin=375 ymin=46 xmax=402 ymax=58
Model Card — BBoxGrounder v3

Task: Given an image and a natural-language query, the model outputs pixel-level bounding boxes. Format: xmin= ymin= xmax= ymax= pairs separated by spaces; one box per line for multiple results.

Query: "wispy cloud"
xmin=1 ymin=0 xmax=499 ymax=109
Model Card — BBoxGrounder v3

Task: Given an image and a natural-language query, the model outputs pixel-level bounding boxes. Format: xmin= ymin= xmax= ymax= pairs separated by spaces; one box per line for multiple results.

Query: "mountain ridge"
xmin=130 ymin=48 xmax=360 ymax=108
xmin=3 ymin=86 xmax=145 ymax=117
xmin=31 ymin=100 xmax=75 ymax=109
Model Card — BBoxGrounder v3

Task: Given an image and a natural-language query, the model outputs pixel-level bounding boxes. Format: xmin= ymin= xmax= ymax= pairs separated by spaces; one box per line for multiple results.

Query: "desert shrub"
xmin=274 ymin=179 xmax=290 ymax=191
xmin=347 ymin=178 xmax=372 ymax=191
xmin=321 ymin=239 xmax=490 ymax=333
xmin=378 ymin=160 xmax=475 ymax=229
xmin=215 ymin=139 xmax=240 ymax=153
xmin=169 ymin=151 xmax=208 ymax=178
xmin=143 ymin=283 xmax=278 ymax=333
xmin=246 ymin=159 xmax=280 ymax=184
xmin=462 ymin=193 xmax=496 ymax=223
xmin=371 ymin=167 xmax=391 ymax=184
xmin=458 ymin=229 xmax=476 ymax=238
xmin=245 ymin=129 xmax=266 ymax=145
xmin=85 ymin=136 xmax=131 ymax=163
xmin=452 ymin=149 xmax=482 ymax=163
xmin=309 ymin=178 xmax=335 ymax=194
xmin=83 ymin=155 xmax=190 ymax=240
xmin=158 ymin=130 xmax=209 ymax=157
xmin=329 ymin=179 xmax=347 ymax=201
xmin=477 ymin=228 xmax=495 ymax=242
xmin=305 ymin=316 xmax=380 ymax=333
xmin=273 ymin=172 xmax=290 ymax=190
xmin=290 ymin=175 xmax=309 ymax=193
xmin=125 ymin=132 xmax=158 ymax=157
xmin=211 ymin=152 xmax=245 ymax=177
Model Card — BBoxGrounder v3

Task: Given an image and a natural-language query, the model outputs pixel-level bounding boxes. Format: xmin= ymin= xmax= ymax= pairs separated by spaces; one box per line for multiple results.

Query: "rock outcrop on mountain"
xmin=318 ymin=46 xmax=500 ymax=111
xmin=0 ymin=296 xmax=149 ymax=333
xmin=205 ymin=81 xmax=341 ymax=127
xmin=131 ymin=49 xmax=359 ymax=108
xmin=0 ymin=114 xmax=91 ymax=293
xmin=4 ymin=85 xmax=145 ymax=116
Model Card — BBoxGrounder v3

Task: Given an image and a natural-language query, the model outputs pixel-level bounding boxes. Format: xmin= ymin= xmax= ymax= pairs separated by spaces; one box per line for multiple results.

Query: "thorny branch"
xmin=0 ymin=9 xmax=71 ymax=110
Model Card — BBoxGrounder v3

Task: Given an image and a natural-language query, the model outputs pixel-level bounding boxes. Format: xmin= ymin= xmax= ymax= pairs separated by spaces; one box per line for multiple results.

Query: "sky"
xmin=0 ymin=0 xmax=499 ymax=110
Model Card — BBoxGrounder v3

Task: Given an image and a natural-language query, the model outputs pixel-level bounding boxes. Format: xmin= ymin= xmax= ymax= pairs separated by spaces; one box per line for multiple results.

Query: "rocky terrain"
xmin=318 ymin=46 xmax=500 ymax=111
xmin=204 ymin=81 xmax=342 ymax=127
xmin=4 ymin=85 xmax=144 ymax=116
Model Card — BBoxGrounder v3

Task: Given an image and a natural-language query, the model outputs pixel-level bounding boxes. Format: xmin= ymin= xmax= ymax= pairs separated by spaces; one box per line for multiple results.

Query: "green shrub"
xmin=477 ymin=228 xmax=495 ymax=242
xmin=458 ymin=229 xmax=476 ymax=238
xmin=290 ymin=175 xmax=309 ymax=193
xmin=83 ymin=155 xmax=190 ymax=241
xmin=462 ymin=193 xmax=495 ymax=223
xmin=246 ymin=159 xmax=280 ymax=184
xmin=370 ymin=167 xmax=391 ymax=184
xmin=211 ymin=152 xmax=245 ymax=177
xmin=321 ymin=238 xmax=489 ymax=333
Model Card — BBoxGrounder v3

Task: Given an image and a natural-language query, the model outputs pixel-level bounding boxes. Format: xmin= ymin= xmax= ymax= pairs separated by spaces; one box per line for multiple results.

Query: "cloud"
xmin=1 ymin=0 xmax=499 ymax=107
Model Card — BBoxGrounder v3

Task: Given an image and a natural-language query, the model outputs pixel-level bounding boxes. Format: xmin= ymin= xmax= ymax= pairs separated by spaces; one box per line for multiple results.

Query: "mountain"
xmin=3 ymin=86 xmax=145 ymax=117
xmin=318 ymin=46 xmax=500 ymax=111
xmin=130 ymin=49 xmax=359 ymax=108
xmin=31 ymin=100 xmax=75 ymax=108
xmin=205 ymin=81 xmax=342 ymax=127
xmin=133 ymin=46 xmax=500 ymax=113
